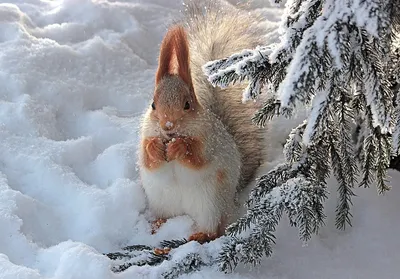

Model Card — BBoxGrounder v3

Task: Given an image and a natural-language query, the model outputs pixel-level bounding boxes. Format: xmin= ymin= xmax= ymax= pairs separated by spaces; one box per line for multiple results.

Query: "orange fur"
xmin=143 ymin=137 xmax=166 ymax=170
xmin=151 ymin=27 xmax=200 ymax=137
xmin=151 ymin=218 xmax=167 ymax=234
xmin=153 ymin=247 xmax=171 ymax=255
xmin=158 ymin=109 xmax=187 ymax=131
xmin=155 ymin=26 xmax=193 ymax=91
xmin=140 ymin=2 xmax=265 ymax=244
xmin=189 ymin=214 xmax=226 ymax=243
xmin=216 ymin=169 xmax=227 ymax=185
xmin=188 ymin=232 xmax=218 ymax=244
xmin=166 ymin=137 xmax=207 ymax=169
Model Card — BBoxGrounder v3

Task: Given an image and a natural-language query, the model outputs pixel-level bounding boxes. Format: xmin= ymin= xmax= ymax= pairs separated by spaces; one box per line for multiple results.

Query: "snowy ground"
xmin=0 ymin=0 xmax=399 ymax=278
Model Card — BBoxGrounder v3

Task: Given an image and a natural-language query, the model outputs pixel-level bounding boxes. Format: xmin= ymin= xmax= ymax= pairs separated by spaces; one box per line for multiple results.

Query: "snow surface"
xmin=0 ymin=0 xmax=399 ymax=278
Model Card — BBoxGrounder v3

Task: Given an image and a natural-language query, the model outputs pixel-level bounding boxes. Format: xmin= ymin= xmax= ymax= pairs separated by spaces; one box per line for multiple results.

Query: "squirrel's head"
xmin=150 ymin=26 xmax=201 ymax=139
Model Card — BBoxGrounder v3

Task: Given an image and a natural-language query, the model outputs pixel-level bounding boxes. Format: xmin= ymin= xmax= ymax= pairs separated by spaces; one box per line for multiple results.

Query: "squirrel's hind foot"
xmin=151 ymin=218 xmax=167 ymax=234
xmin=188 ymin=232 xmax=218 ymax=244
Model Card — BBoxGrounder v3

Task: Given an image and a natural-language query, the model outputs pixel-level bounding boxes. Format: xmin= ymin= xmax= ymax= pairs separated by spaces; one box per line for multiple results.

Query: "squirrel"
xmin=138 ymin=1 xmax=265 ymax=243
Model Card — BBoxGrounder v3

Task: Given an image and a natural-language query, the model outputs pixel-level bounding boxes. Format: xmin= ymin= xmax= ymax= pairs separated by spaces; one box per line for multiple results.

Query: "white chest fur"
xmin=140 ymin=160 xmax=224 ymax=233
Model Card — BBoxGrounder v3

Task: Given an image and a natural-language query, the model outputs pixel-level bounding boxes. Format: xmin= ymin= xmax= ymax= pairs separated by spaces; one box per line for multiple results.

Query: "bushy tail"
xmin=177 ymin=0 xmax=267 ymax=189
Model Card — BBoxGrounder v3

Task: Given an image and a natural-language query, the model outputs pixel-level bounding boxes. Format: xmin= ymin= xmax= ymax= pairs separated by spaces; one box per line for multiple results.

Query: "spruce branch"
xmin=252 ymin=98 xmax=281 ymax=127
xmin=375 ymin=131 xmax=392 ymax=193
xmin=389 ymin=45 xmax=400 ymax=156
xmin=107 ymin=244 xmax=171 ymax=272
xmin=360 ymin=133 xmax=378 ymax=188
xmin=330 ymin=82 xmax=358 ymax=229
xmin=247 ymin=162 xmax=293 ymax=206
xmin=271 ymin=0 xmax=323 ymax=91
xmin=392 ymin=107 xmax=400 ymax=155
xmin=162 ymin=253 xmax=204 ymax=279
xmin=278 ymin=37 xmax=332 ymax=110
xmin=202 ymin=0 xmax=398 ymax=274
xmin=203 ymin=46 xmax=274 ymax=100
xmin=359 ymin=126 xmax=392 ymax=193
xmin=159 ymin=239 xmax=188 ymax=249
xmin=359 ymin=31 xmax=394 ymax=133
xmin=223 ymin=138 xmax=329 ymax=271
xmin=219 ymin=173 xmax=327 ymax=272
xmin=106 ymin=238 xmax=218 ymax=279
xmin=302 ymin=84 xmax=332 ymax=145
xmin=283 ymin=121 xmax=307 ymax=163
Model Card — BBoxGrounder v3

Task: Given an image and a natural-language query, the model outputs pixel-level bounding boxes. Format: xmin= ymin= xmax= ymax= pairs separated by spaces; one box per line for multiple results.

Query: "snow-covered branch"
xmin=202 ymin=0 xmax=400 ymax=273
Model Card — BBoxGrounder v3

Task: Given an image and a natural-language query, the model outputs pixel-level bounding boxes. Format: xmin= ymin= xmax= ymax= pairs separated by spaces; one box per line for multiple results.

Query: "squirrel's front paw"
xmin=166 ymin=138 xmax=188 ymax=161
xmin=144 ymin=137 xmax=166 ymax=169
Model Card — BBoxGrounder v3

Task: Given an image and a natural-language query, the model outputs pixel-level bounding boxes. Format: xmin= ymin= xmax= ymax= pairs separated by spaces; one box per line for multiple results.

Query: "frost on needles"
xmin=203 ymin=0 xmax=400 ymax=273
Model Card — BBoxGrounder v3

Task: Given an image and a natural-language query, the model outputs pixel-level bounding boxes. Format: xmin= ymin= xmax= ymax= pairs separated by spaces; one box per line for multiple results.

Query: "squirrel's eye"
xmin=151 ymin=102 xmax=156 ymax=110
xmin=184 ymin=101 xmax=190 ymax=110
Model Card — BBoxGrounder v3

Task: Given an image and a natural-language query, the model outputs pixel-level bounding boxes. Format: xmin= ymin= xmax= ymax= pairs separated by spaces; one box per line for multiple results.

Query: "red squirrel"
xmin=138 ymin=1 xmax=265 ymax=243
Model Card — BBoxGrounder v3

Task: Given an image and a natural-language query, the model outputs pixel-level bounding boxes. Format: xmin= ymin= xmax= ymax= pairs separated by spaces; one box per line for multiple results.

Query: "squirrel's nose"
xmin=160 ymin=120 xmax=175 ymax=131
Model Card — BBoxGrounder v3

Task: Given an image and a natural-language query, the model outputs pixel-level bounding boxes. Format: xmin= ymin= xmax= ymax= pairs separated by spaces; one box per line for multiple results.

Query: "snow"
xmin=0 ymin=1 xmax=399 ymax=279
xmin=276 ymin=0 xmax=393 ymax=134
xmin=165 ymin=121 xmax=174 ymax=129
xmin=302 ymin=86 xmax=329 ymax=145
xmin=352 ymin=0 xmax=385 ymax=38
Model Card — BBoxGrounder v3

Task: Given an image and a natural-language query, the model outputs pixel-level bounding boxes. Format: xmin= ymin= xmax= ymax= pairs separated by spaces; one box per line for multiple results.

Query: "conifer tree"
xmin=203 ymin=0 xmax=400 ymax=272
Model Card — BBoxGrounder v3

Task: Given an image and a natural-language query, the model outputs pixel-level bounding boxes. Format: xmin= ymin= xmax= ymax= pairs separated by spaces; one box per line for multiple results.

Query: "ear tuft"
xmin=155 ymin=26 xmax=193 ymax=89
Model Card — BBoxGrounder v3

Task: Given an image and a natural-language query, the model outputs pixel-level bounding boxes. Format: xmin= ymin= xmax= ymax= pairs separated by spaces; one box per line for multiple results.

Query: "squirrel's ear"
xmin=155 ymin=26 xmax=193 ymax=90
